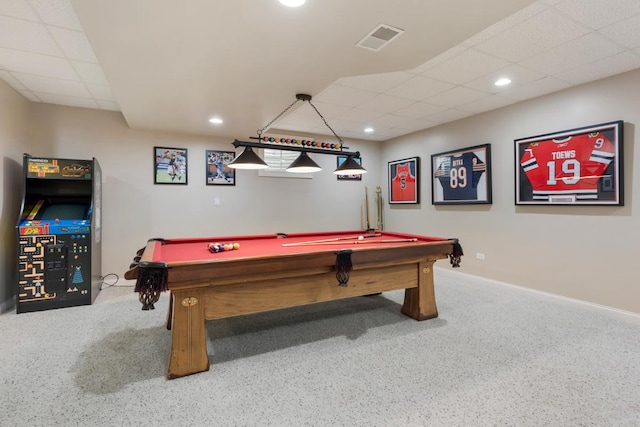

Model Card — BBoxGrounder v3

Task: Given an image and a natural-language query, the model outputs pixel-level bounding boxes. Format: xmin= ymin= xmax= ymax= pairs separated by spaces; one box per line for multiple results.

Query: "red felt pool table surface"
xmin=149 ymin=230 xmax=449 ymax=264
xmin=125 ymin=230 xmax=460 ymax=379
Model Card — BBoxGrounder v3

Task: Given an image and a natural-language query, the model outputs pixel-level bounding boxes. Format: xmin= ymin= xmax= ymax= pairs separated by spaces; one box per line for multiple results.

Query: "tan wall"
xmin=26 ymin=104 xmax=382 ymax=285
xmin=0 ymin=80 xmax=31 ymax=312
xmin=3 ymin=69 xmax=639 ymax=315
xmin=382 ymin=69 xmax=640 ymax=314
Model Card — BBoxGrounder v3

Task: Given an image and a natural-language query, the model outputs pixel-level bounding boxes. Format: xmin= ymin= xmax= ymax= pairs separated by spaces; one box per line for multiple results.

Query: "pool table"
xmin=124 ymin=230 xmax=462 ymax=379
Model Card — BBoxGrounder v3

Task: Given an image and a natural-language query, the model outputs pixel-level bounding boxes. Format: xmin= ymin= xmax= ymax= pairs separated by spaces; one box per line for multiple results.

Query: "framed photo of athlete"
xmin=515 ymin=120 xmax=624 ymax=206
xmin=206 ymin=150 xmax=236 ymax=186
xmin=154 ymin=147 xmax=188 ymax=185
xmin=336 ymin=156 xmax=362 ymax=181
xmin=431 ymin=144 xmax=492 ymax=205
xmin=388 ymin=157 xmax=419 ymax=204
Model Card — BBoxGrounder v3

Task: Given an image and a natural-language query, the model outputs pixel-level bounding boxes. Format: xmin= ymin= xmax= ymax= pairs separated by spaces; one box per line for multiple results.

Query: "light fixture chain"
xmin=258 ymin=98 xmax=302 ymax=135
xmin=307 ymin=100 xmax=344 ymax=144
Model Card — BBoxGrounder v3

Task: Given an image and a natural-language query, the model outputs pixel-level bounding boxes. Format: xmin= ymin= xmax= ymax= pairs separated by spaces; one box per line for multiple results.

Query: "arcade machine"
xmin=16 ymin=154 xmax=102 ymax=313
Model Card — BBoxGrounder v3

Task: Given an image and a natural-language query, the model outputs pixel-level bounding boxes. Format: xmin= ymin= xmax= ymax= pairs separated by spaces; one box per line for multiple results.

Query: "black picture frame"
xmin=154 ymin=147 xmax=188 ymax=185
xmin=206 ymin=150 xmax=236 ymax=186
xmin=336 ymin=156 xmax=362 ymax=181
xmin=431 ymin=144 xmax=492 ymax=205
xmin=515 ymin=120 xmax=623 ymax=206
xmin=388 ymin=157 xmax=419 ymax=204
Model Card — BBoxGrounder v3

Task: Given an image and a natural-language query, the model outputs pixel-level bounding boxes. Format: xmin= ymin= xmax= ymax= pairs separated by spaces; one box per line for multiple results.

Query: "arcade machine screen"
xmin=17 ymin=199 xmax=93 ymax=311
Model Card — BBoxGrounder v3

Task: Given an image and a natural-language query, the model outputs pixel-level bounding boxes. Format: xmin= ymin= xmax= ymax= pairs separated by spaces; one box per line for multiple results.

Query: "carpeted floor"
xmin=1 ymin=268 xmax=639 ymax=426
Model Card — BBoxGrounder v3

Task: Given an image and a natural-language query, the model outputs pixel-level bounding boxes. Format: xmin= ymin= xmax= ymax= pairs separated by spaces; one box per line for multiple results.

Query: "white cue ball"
xmin=358 ymin=235 xmax=364 ymax=240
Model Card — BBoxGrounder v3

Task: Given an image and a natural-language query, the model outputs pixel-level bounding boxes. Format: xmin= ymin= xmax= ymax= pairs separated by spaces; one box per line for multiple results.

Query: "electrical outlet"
xmin=214 ymin=197 xmax=221 ymax=206
xmin=476 ymin=252 xmax=485 ymax=260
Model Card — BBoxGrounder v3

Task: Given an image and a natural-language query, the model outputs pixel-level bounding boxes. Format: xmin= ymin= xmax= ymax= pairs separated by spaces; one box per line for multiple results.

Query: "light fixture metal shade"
xmin=334 ymin=156 xmax=367 ymax=175
xmin=228 ymin=146 xmax=269 ymax=170
xmin=286 ymin=151 xmax=322 ymax=173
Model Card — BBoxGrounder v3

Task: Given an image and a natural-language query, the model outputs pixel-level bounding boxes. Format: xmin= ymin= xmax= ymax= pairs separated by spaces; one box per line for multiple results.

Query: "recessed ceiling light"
xmin=364 ymin=127 xmax=374 ymax=133
xmin=279 ymin=0 xmax=305 ymax=7
xmin=209 ymin=117 xmax=223 ymax=124
xmin=494 ymin=78 xmax=511 ymax=86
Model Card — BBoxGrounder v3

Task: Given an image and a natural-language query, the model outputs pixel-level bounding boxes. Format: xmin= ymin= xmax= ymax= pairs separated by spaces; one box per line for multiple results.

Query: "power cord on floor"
xmin=100 ymin=273 xmax=133 ymax=289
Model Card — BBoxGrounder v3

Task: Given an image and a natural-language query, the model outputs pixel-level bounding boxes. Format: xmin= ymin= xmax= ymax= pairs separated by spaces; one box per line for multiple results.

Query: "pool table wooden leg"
xmin=167 ymin=289 xmax=210 ymax=379
xmin=401 ymin=259 xmax=438 ymax=320
xmin=166 ymin=293 xmax=173 ymax=330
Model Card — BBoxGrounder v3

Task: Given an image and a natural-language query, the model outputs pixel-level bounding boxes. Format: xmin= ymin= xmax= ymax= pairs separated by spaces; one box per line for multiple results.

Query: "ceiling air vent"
xmin=356 ymin=24 xmax=404 ymax=52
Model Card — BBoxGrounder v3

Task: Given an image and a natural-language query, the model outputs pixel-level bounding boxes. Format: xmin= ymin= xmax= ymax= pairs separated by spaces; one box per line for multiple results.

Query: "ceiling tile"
xmin=599 ymin=14 xmax=640 ymax=49
xmin=12 ymin=71 xmax=91 ymax=97
xmin=474 ymin=9 xmax=590 ymax=62
xmin=71 ymin=60 xmax=109 ymax=85
xmin=553 ymin=0 xmax=640 ymax=30
xmin=0 ymin=46 xmax=77 ymax=79
xmin=553 ymin=51 xmax=640 ymax=84
xmin=501 ymin=75 xmax=571 ymax=100
xmin=394 ymin=102 xmax=447 ymax=119
xmin=337 ymin=107 xmax=383 ymax=123
xmin=420 ymin=48 xmax=510 ymax=85
xmin=47 ymin=25 xmax=97 ymax=61
xmin=0 ymin=0 xmax=38 ymax=20
xmin=96 ymin=100 xmax=119 ymax=111
xmin=519 ymin=32 xmax=625 ymax=75
xmin=424 ymin=86 xmax=488 ymax=108
xmin=314 ymin=85 xmax=377 ymax=107
xmin=425 ymin=108 xmax=474 ymax=124
xmin=410 ymin=45 xmax=467 ymax=74
xmin=0 ymin=15 xmax=62 ymax=56
xmin=369 ymin=113 xmax=419 ymax=128
xmin=35 ymin=91 xmax=98 ymax=108
xmin=357 ymin=94 xmax=415 ymax=113
xmin=28 ymin=0 xmax=83 ymax=30
xmin=0 ymin=70 xmax=27 ymax=90
xmin=463 ymin=2 xmax=549 ymax=47
xmin=464 ymin=64 xmax=544 ymax=93
xmin=336 ymin=71 xmax=414 ymax=93
xmin=86 ymin=83 xmax=115 ymax=101
xmin=385 ymin=75 xmax=454 ymax=101
xmin=459 ymin=94 xmax=518 ymax=114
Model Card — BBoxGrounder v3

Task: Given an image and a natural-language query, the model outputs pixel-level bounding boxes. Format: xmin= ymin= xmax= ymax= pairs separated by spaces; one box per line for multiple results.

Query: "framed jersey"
xmin=431 ymin=144 xmax=492 ymax=205
xmin=515 ymin=121 xmax=623 ymax=206
xmin=388 ymin=157 xmax=419 ymax=204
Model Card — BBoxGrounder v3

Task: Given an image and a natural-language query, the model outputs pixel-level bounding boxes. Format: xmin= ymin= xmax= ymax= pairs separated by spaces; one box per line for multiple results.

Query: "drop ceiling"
xmin=1 ymin=0 xmax=640 ymax=143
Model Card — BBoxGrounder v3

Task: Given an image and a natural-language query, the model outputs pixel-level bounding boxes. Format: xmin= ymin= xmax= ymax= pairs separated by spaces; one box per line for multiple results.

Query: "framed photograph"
xmin=515 ymin=120 xmax=623 ymax=206
xmin=336 ymin=155 xmax=362 ymax=181
xmin=431 ymin=144 xmax=492 ymax=205
xmin=206 ymin=150 xmax=236 ymax=186
xmin=388 ymin=157 xmax=419 ymax=204
xmin=154 ymin=147 xmax=188 ymax=185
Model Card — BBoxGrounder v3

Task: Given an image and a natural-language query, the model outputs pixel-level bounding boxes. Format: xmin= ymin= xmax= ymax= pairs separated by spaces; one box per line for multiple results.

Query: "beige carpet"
xmin=1 ymin=268 xmax=639 ymax=426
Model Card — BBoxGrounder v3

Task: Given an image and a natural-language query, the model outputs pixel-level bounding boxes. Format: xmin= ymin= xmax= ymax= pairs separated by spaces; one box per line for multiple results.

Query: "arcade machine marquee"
xmin=16 ymin=155 xmax=102 ymax=313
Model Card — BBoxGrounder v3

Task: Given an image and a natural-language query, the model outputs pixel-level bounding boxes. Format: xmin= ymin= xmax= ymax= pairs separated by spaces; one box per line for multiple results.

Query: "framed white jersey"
xmin=515 ymin=121 xmax=623 ymax=206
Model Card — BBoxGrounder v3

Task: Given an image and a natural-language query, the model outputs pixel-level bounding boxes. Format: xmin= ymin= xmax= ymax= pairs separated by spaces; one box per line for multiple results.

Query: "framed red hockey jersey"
xmin=515 ymin=121 xmax=623 ymax=206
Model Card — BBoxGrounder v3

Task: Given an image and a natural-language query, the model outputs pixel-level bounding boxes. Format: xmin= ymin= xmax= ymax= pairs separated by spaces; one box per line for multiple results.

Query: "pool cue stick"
xmin=365 ymin=187 xmax=371 ymax=229
xmin=355 ymin=238 xmax=417 ymax=244
xmin=375 ymin=185 xmax=382 ymax=230
xmin=285 ymin=238 xmax=418 ymax=246
xmin=281 ymin=233 xmax=381 ymax=247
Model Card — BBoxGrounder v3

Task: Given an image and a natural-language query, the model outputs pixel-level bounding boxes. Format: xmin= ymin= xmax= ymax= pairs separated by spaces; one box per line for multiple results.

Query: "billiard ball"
xmin=233 ymin=243 xmax=240 ymax=250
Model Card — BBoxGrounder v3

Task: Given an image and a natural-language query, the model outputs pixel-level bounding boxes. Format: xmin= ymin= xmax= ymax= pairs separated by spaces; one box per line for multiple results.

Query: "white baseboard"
xmin=435 ymin=266 xmax=640 ymax=323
